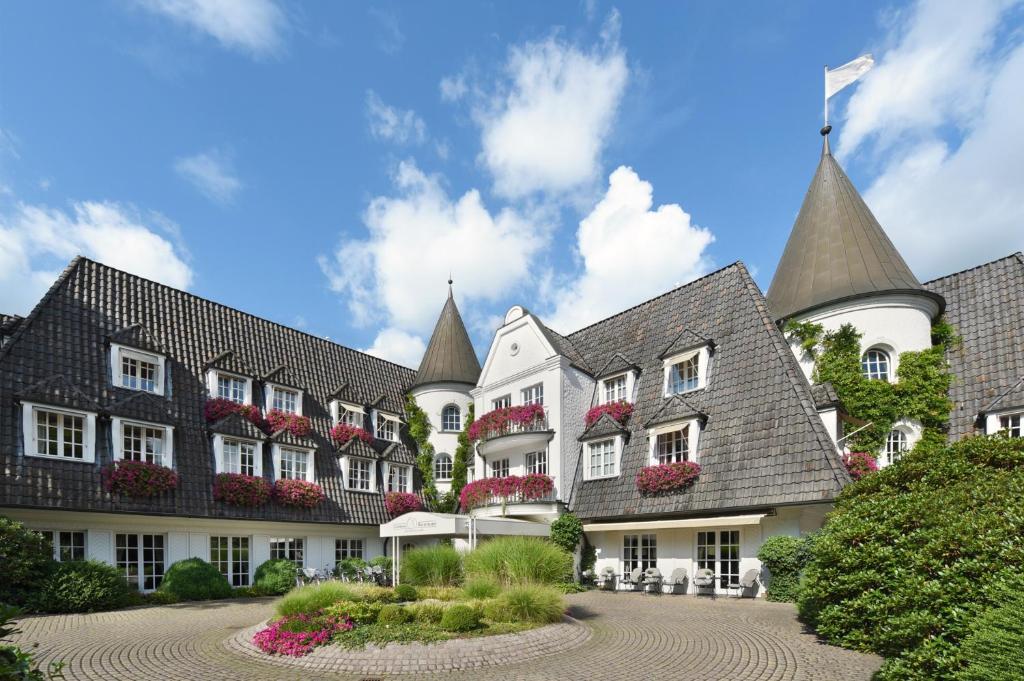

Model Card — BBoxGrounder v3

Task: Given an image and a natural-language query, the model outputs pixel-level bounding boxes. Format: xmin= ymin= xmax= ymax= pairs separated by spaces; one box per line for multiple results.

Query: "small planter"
xmin=204 ymin=398 xmax=269 ymax=432
xmin=266 ymin=409 xmax=312 ymax=437
xmin=636 ymin=461 xmax=701 ymax=494
xmin=584 ymin=401 xmax=634 ymax=428
xmin=467 ymin=404 xmax=547 ymax=442
xmin=385 ymin=491 xmax=423 ymax=516
xmin=213 ymin=473 xmax=272 ymax=507
xmin=102 ymin=460 xmax=178 ymax=498
xmin=330 ymin=423 xmax=373 ymax=446
xmin=273 ymin=479 xmax=326 ymax=509
xmin=842 ymin=451 xmax=878 ymax=480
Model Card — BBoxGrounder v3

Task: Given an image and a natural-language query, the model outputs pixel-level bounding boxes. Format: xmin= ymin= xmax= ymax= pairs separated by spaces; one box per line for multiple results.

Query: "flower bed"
xmin=467 ymin=404 xmax=546 ymax=442
xmin=636 ymin=461 xmax=701 ymax=494
xmin=252 ymin=610 xmax=353 ymax=656
xmin=459 ymin=474 xmax=554 ymax=510
xmin=266 ymin=409 xmax=312 ymax=437
xmin=273 ymin=479 xmax=326 ymax=509
xmin=330 ymin=423 xmax=373 ymax=446
xmin=203 ymin=398 xmax=268 ymax=431
xmin=584 ymin=401 xmax=634 ymax=428
xmin=842 ymin=451 xmax=879 ymax=480
xmin=213 ymin=473 xmax=272 ymax=507
xmin=101 ymin=459 xmax=178 ymax=498
xmin=385 ymin=491 xmax=423 ymax=516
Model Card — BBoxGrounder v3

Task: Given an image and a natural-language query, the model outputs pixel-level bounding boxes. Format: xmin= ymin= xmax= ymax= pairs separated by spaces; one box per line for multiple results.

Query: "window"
xmin=588 ymin=439 xmax=616 ymax=478
xmin=375 ymin=414 xmax=398 ymax=441
xmin=25 ymin=404 xmax=95 ymax=462
xmin=656 ymin=425 xmax=689 ymax=464
xmin=223 ymin=439 xmax=257 ymax=476
xmin=696 ymin=530 xmax=740 ymax=589
xmin=668 ymin=354 xmax=700 ymax=394
xmin=270 ymin=537 xmax=304 ymax=567
xmin=526 ymin=451 xmax=547 ymax=475
xmin=39 ymin=530 xmax=85 ymax=562
xmin=210 ymin=536 xmax=250 ymax=587
xmin=492 ymin=394 xmax=511 ymax=410
xmin=336 ymin=539 xmax=364 ymax=561
xmin=217 ymin=373 xmax=248 ymax=403
xmin=278 ymin=447 xmax=312 ymax=481
xmin=1000 ymin=413 xmax=1022 ymax=438
xmin=347 ymin=458 xmax=372 ymax=491
xmin=387 ymin=464 xmax=411 ymax=492
xmin=522 ymin=383 xmax=544 ymax=406
xmin=442 ymin=405 xmax=461 ymax=431
xmin=434 ymin=453 xmax=453 ymax=480
xmin=334 ymin=402 xmax=364 ymax=428
xmin=490 ymin=458 xmax=509 ymax=478
xmin=116 ymin=533 xmax=165 ymax=591
xmin=118 ymin=421 xmax=168 ymax=465
xmin=861 ymin=349 xmax=890 ymax=381
xmin=623 ymin=534 xmax=657 ymax=574
xmin=882 ymin=429 xmax=908 ymax=466
xmin=271 ymin=387 xmax=299 ymax=414
xmin=111 ymin=345 xmax=165 ymax=395
xmin=602 ymin=374 xmax=627 ymax=404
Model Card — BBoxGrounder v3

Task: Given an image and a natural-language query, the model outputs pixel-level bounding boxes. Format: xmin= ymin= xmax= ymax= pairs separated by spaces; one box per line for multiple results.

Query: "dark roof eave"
xmin=774 ymin=288 xmax=946 ymax=322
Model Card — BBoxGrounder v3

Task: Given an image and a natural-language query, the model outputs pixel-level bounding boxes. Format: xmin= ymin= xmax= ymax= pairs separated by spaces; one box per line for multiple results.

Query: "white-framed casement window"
xmin=986 ymin=411 xmax=1023 ymax=438
xmin=600 ymin=373 xmax=629 ymax=404
xmin=385 ymin=463 xmax=412 ymax=492
xmin=648 ymin=419 xmax=699 ymax=465
xmin=210 ymin=536 xmax=250 ymax=587
xmin=331 ymin=400 xmax=365 ymax=428
xmin=881 ymin=429 xmax=908 ymax=466
xmin=664 ymin=346 xmax=709 ymax=396
xmin=489 ymin=458 xmax=510 ymax=478
xmin=112 ymin=417 xmax=174 ymax=468
xmin=39 ymin=530 xmax=86 ymax=562
xmin=492 ymin=394 xmax=511 ymax=410
xmin=207 ymin=370 xmax=252 ymax=405
xmin=110 ymin=344 xmax=166 ymax=395
xmin=116 ymin=533 xmax=165 ymax=591
xmin=521 ymin=383 xmax=544 ymax=406
xmin=336 ymin=538 xmax=364 ymax=561
xmin=696 ymin=530 xmax=741 ymax=589
xmin=526 ymin=450 xmax=547 ymax=475
xmin=344 ymin=457 xmax=374 ymax=492
xmin=213 ymin=435 xmax=263 ymax=477
xmin=272 ymin=445 xmax=314 ymax=482
xmin=22 ymin=402 xmax=97 ymax=463
xmin=441 ymin=404 xmax=462 ymax=432
xmin=269 ymin=537 xmax=304 ymax=567
xmin=266 ymin=383 xmax=302 ymax=415
xmin=434 ymin=453 xmax=453 ymax=480
xmin=623 ymin=534 xmax=657 ymax=574
xmin=585 ymin=436 xmax=621 ymax=480
xmin=374 ymin=411 xmax=399 ymax=442
xmin=861 ymin=348 xmax=891 ymax=382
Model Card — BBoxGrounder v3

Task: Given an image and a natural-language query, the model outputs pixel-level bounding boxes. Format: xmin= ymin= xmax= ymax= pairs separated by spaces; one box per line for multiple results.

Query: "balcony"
xmin=470 ymin=405 xmax=554 ymax=456
xmin=459 ymin=474 xmax=560 ymax=519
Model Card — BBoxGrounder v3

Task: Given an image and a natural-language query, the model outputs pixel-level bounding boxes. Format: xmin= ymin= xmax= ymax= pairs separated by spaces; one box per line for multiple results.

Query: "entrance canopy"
xmin=582 ymin=513 xmax=766 ymax=533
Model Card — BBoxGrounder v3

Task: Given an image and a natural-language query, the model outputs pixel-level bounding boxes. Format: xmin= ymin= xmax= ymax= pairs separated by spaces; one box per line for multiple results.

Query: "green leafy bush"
xmin=369 ymin=555 xmax=393 ymax=573
xmin=483 ymin=585 xmax=564 ymax=624
xmin=31 ymin=560 xmax=133 ymax=613
xmin=463 ymin=577 xmax=500 ymax=599
xmin=158 ymin=558 xmax=232 ymax=601
xmin=464 ymin=536 xmax=572 ymax=586
xmin=394 ymin=583 xmax=418 ymax=601
xmin=0 ymin=518 xmax=55 ymax=606
xmin=377 ymin=603 xmax=410 ymax=625
xmin=411 ymin=602 xmax=445 ymax=624
xmin=799 ymin=435 xmax=1024 ymax=680
xmin=253 ymin=559 xmax=297 ymax=596
xmin=334 ymin=622 xmax=449 ymax=649
xmin=757 ymin=535 xmax=814 ymax=602
xmin=549 ymin=513 xmax=583 ymax=555
xmin=400 ymin=544 xmax=463 ymax=586
xmin=440 ymin=604 xmax=480 ymax=632
xmin=344 ymin=584 xmax=396 ymax=603
xmin=326 ymin=600 xmax=383 ymax=625
xmin=957 ymin=580 xmax=1024 ymax=681
xmin=334 ymin=557 xmax=367 ymax=580
xmin=275 ymin=582 xmax=359 ymax=617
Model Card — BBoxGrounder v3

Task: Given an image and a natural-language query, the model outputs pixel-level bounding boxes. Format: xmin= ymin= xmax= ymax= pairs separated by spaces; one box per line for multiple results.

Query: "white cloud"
xmin=174 ymin=150 xmax=242 ymax=203
xmin=474 ymin=12 xmax=628 ymax=198
xmin=366 ymin=91 xmax=427 ymax=145
xmin=135 ymin=0 xmax=287 ymax=57
xmin=545 ymin=166 xmax=714 ymax=332
xmin=362 ymin=327 xmax=426 ymax=367
xmin=0 ymin=200 xmax=194 ymax=314
xmin=318 ymin=159 xmax=548 ymax=335
xmin=439 ymin=73 xmax=468 ymax=102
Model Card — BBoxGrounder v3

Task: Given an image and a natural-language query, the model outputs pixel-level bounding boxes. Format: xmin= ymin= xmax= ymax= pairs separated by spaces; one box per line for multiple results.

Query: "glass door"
xmin=695 ymin=529 xmax=740 ymax=592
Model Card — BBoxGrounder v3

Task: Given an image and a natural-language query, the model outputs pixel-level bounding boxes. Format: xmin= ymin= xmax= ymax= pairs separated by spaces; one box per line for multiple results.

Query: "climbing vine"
xmin=405 ymin=394 xmax=437 ymax=507
xmin=451 ymin=404 xmax=474 ymax=500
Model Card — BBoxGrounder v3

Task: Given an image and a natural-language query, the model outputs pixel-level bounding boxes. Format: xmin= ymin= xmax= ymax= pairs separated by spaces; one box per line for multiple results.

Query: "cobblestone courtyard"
xmin=12 ymin=592 xmax=880 ymax=680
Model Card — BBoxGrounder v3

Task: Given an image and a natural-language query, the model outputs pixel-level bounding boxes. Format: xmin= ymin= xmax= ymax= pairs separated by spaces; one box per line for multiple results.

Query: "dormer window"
xmin=112 ymin=417 xmax=173 ymax=468
xmin=664 ymin=347 xmax=709 ymax=396
xmin=1000 ymin=413 xmax=1022 ymax=438
xmin=266 ymin=383 xmax=302 ymax=415
xmin=331 ymin=400 xmax=365 ymax=428
xmin=22 ymin=402 xmax=97 ymax=463
xmin=374 ymin=411 xmax=399 ymax=442
xmin=603 ymin=374 xmax=627 ymax=403
xmin=272 ymin=445 xmax=314 ymax=482
xmin=586 ymin=438 xmax=619 ymax=479
xmin=385 ymin=463 xmax=412 ymax=493
xmin=648 ymin=419 xmax=701 ymax=465
xmin=213 ymin=435 xmax=262 ymax=476
xmin=208 ymin=370 xmax=251 ymax=404
xmin=111 ymin=344 xmax=166 ymax=395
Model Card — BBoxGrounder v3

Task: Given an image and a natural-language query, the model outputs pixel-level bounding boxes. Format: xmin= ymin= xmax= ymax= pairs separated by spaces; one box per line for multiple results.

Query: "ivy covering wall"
xmin=451 ymin=404 xmax=474 ymax=500
xmin=405 ymin=394 xmax=437 ymax=507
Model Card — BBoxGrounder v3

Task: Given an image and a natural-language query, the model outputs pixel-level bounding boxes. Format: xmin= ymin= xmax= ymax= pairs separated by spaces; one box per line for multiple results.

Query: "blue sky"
xmin=2 ymin=0 xmax=1022 ymax=367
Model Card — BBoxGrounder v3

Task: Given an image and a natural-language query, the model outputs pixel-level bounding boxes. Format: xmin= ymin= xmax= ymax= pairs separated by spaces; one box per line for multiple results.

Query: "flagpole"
xmin=823 ymin=64 xmax=829 ymax=128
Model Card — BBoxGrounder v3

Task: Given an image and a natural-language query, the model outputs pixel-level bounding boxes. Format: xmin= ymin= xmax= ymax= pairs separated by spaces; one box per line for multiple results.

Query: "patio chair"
xmin=597 ymin=566 xmax=617 ymax=592
xmin=667 ymin=567 xmax=688 ymax=595
xmin=301 ymin=567 xmax=319 ymax=585
xmin=693 ymin=568 xmax=716 ymax=597
xmin=642 ymin=567 xmax=663 ymax=595
xmin=728 ymin=569 xmax=761 ymax=598
xmin=621 ymin=567 xmax=644 ymax=593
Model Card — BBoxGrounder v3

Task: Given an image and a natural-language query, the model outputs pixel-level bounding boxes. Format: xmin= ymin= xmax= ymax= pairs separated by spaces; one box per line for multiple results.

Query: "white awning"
xmin=379 ymin=511 xmax=550 ymax=538
xmin=582 ymin=513 xmax=767 ymax=533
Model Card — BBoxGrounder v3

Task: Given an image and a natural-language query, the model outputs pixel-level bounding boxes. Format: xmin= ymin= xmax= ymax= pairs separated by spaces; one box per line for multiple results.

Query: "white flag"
xmin=825 ymin=54 xmax=874 ymax=100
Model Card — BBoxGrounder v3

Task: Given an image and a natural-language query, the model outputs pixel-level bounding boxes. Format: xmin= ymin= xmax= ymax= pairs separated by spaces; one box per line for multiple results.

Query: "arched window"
xmin=883 ymin=429 xmax=908 ymax=466
xmin=861 ymin=348 xmax=890 ymax=381
xmin=442 ymin=404 xmax=461 ymax=431
xmin=434 ymin=453 xmax=453 ymax=480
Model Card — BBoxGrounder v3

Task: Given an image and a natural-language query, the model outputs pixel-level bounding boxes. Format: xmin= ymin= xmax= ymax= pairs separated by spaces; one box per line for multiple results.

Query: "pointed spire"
xmin=412 ymin=282 xmax=481 ymax=388
xmin=766 ymin=130 xmax=943 ymax=320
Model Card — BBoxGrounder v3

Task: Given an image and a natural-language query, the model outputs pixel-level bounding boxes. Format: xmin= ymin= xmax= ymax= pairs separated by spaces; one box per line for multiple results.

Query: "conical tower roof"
xmin=766 ymin=129 xmax=943 ymax=320
xmin=412 ymin=284 xmax=481 ymax=388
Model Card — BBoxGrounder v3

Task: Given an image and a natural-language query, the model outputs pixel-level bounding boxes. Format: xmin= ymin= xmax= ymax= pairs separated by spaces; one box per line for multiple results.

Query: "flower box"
xmin=213 ymin=473 xmax=271 ymax=507
xmin=266 ymin=409 xmax=312 ymax=437
xmin=102 ymin=460 xmax=178 ymax=498
xmin=636 ymin=461 xmax=701 ymax=494
xmin=329 ymin=423 xmax=373 ymax=446
xmin=385 ymin=491 xmax=423 ymax=517
xmin=467 ymin=404 xmax=547 ymax=442
xmin=458 ymin=474 xmax=555 ymax=510
xmin=203 ymin=398 xmax=268 ymax=432
xmin=842 ymin=451 xmax=878 ymax=480
xmin=584 ymin=401 xmax=634 ymax=428
xmin=273 ymin=479 xmax=326 ymax=509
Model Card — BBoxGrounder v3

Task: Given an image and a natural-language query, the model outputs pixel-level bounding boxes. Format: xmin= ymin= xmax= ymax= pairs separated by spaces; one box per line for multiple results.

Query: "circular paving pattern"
xmin=12 ymin=592 xmax=881 ymax=681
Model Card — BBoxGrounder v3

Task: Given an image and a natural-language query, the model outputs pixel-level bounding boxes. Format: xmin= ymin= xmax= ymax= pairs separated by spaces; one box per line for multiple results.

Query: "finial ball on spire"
xmin=820 ymin=125 xmax=832 ymax=137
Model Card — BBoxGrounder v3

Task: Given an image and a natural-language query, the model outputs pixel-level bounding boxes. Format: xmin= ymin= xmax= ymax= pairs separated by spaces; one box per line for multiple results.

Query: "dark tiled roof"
xmin=0 ymin=257 xmax=419 ymax=525
xmin=209 ymin=413 xmax=267 ymax=440
xmin=659 ymin=329 xmax=713 ymax=359
xmin=565 ymin=262 xmax=848 ymax=520
xmin=810 ymin=382 xmax=841 ymax=410
xmin=1 ymin=313 xmax=25 ymax=336
xmin=644 ymin=394 xmax=707 ymax=428
xmin=924 ymin=252 xmax=1024 ymax=438
xmin=413 ymin=289 xmax=481 ymax=388
xmin=109 ymin=323 xmax=166 ymax=355
xmin=766 ymin=135 xmax=944 ymax=321
xmin=579 ymin=413 xmax=630 ymax=442
xmin=594 ymin=353 xmax=640 ymax=379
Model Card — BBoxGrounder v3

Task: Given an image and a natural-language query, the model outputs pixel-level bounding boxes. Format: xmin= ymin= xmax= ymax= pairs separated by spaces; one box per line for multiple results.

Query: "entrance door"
xmin=696 ymin=530 xmax=741 ymax=592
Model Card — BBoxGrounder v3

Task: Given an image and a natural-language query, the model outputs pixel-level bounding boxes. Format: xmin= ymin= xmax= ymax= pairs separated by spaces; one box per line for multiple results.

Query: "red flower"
xmin=458 ymin=474 xmax=554 ymax=510
xmin=467 ymin=404 xmax=547 ymax=442
xmin=385 ymin=491 xmax=423 ymax=516
xmin=266 ymin=409 xmax=312 ymax=437
xmin=636 ymin=461 xmax=701 ymax=494
xmin=203 ymin=398 xmax=269 ymax=433
xmin=272 ymin=479 xmax=326 ymax=509
xmin=213 ymin=473 xmax=271 ymax=507
xmin=584 ymin=401 xmax=634 ymax=428
xmin=102 ymin=460 xmax=178 ymax=498
xmin=329 ymin=423 xmax=373 ymax=446
xmin=842 ymin=451 xmax=879 ymax=480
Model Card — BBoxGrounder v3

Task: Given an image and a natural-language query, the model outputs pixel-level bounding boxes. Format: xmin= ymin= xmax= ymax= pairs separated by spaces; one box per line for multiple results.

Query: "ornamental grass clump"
xmin=400 ymin=545 xmax=463 ymax=586
xmin=462 ymin=577 xmax=500 ymax=600
xmin=467 ymin=404 xmax=546 ymax=441
xmin=325 ymin=600 xmax=383 ymax=624
xmin=841 ymin=451 xmax=878 ymax=480
xmin=384 ymin=491 xmax=423 ymax=517
xmin=213 ymin=473 xmax=271 ymax=507
xmin=584 ymin=401 xmax=634 ymax=427
xmin=275 ymin=582 xmax=360 ymax=618
xmin=635 ymin=461 xmax=701 ymax=494
xmin=252 ymin=610 xmax=352 ymax=656
xmin=272 ymin=479 xmax=325 ymax=509
xmin=265 ymin=409 xmax=312 ymax=437
xmin=329 ymin=423 xmax=373 ymax=446
xmin=101 ymin=459 xmax=178 ymax=498
xmin=484 ymin=584 xmax=565 ymax=624
xmin=464 ymin=536 xmax=572 ymax=586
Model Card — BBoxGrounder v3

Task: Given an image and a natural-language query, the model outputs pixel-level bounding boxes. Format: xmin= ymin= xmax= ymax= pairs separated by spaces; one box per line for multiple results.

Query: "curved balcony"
xmin=471 ymin=406 xmax=554 ymax=457
xmin=460 ymin=474 xmax=560 ymax=519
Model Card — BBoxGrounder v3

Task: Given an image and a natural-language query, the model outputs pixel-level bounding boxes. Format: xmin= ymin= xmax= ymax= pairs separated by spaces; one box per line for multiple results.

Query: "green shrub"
xmin=253 ymin=559 xmax=297 ymax=595
xmin=549 ymin=513 xmax=583 ymax=555
xmin=377 ymin=603 xmax=410 ymax=625
xmin=411 ymin=602 xmax=445 ymax=624
xmin=799 ymin=435 xmax=1024 ymax=680
xmin=325 ymin=600 xmax=383 ymax=624
xmin=463 ymin=577 xmax=500 ymax=599
xmin=344 ymin=584 xmax=396 ymax=603
xmin=757 ymin=535 xmax=814 ymax=602
xmin=0 ymin=518 xmax=55 ymax=606
xmin=394 ymin=583 xmax=418 ymax=601
xmin=400 ymin=545 xmax=462 ymax=586
xmin=31 ymin=560 xmax=133 ymax=613
xmin=464 ymin=537 xmax=572 ymax=586
xmin=440 ymin=604 xmax=480 ymax=632
xmin=369 ymin=555 xmax=393 ymax=573
xmin=275 ymin=582 xmax=359 ymax=617
xmin=158 ymin=558 xmax=232 ymax=601
xmin=958 ymin=581 xmax=1024 ymax=681
xmin=484 ymin=584 xmax=564 ymax=624
xmin=145 ymin=590 xmax=180 ymax=605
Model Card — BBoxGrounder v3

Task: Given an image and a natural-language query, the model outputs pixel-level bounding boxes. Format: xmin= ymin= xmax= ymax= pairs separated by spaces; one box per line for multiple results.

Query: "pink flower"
xmin=203 ymin=398 xmax=269 ymax=433
xmin=252 ymin=610 xmax=352 ymax=657
xmin=458 ymin=474 xmax=554 ymax=510
xmin=213 ymin=473 xmax=272 ymax=507
xmin=636 ymin=461 xmax=701 ymax=494
xmin=467 ymin=404 xmax=547 ymax=442
xmin=266 ymin=409 xmax=312 ymax=437
xmin=842 ymin=451 xmax=879 ymax=480
xmin=102 ymin=460 xmax=178 ymax=498
xmin=584 ymin=401 xmax=634 ymax=428
xmin=272 ymin=479 xmax=326 ymax=509
xmin=385 ymin=491 xmax=423 ymax=516
xmin=329 ymin=423 xmax=373 ymax=446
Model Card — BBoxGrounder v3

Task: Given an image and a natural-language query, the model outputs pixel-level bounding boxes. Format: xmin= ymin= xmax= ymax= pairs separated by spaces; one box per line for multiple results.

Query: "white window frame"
xmin=271 ymin=444 xmax=315 ymax=482
xmin=336 ymin=538 xmax=364 ymax=561
xmin=116 ymin=532 xmax=166 ymax=592
xmin=22 ymin=402 xmax=97 ymax=463
xmin=599 ymin=372 xmax=634 ymax=405
xmin=490 ymin=457 xmax=510 ymax=478
xmin=695 ymin=529 xmax=742 ymax=591
xmin=39 ymin=530 xmax=87 ymax=562
xmin=861 ymin=347 xmax=892 ymax=382
xmin=876 ymin=419 xmax=921 ymax=468
xmin=521 ymin=383 xmax=544 ymax=406
xmin=206 ymin=369 xmax=252 ymax=405
xmin=373 ymin=410 xmax=400 ymax=442
xmin=663 ymin=346 xmax=710 ymax=396
xmin=986 ymin=409 xmax=1024 ymax=438
xmin=343 ymin=456 xmax=375 ymax=492
xmin=383 ymin=462 xmax=413 ymax=493
xmin=331 ymin=400 xmax=365 ymax=427
xmin=623 ymin=533 xmax=658 ymax=574
xmin=525 ymin=450 xmax=548 ymax=475
xmin=491 ymin=394 xmax=511 ymax=410
xmin=210 ymin=535 xmax=251 ymax=587
xmin=441 ymin=404 xmax=462 ymax=432
xmin=434 ymin=452 xmax=453 ymax=480
xmin=265 ymin=382 xmax=303 ymax=415
xmin=112 ymin=417 xmax=174 ymax=468
xmin=213 ymin=434 xmax=263 ymax=477
xmin=110 ymin=343 xmax=166 ymax=395
xmin=647 ymin=418 xmax=701 ymax=465
xmin=269 ymin=537 xmax=304 ymax=567
xmin=584 ymin=436 xmax=622 ymax=480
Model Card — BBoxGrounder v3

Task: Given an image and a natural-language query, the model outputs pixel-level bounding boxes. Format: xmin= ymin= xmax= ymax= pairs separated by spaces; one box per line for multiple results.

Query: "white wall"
xmin=410 ymin=382 xmax=474 ymax=493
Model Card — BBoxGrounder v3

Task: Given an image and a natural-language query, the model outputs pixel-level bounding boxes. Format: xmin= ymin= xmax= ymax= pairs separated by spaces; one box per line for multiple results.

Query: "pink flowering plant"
xmin=584 ymin=401 xmax=634 ymax=428
xmin=273 ymin=479 xmax=325 ymax=509
xmin=101 ymin=459 xmax=178 ymax=498
xmin=385 ymin=491 xmax=423 ymax=516
xmin=467 ymin=404 xmax=547 ymax=442
xmin=213 ymin=473 xmax=271 ymax=507
xmin=252 ymin=610 xmax=352 ymax=657
xmin=842 ymin=451 xmax=879 ymax=480
xmin=330 ymin=423 xmax=373 ymax=447
xmin=266 ymin=409 xmax=312 ymax=437
xmin=458 ymin=474 xmax=554 ymax=510
xmin=203 ymin=398 xmax=269 ymax=432
xmin=636 ymin=461 xmax=702 ymax=494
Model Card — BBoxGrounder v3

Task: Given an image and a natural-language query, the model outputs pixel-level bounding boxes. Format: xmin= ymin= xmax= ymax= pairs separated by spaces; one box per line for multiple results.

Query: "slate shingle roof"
xmin=565 ymin=262 xmax=849 ymax=521
xmin=413 ymin=288 xmax=481 ymax=388
xmin=0 ymin=257 xmax=418 ymax=525
xmin=810 ymin=382 xmax=841 ymax=410
xmin=924 ymin=252 xmax=1024 ymax=439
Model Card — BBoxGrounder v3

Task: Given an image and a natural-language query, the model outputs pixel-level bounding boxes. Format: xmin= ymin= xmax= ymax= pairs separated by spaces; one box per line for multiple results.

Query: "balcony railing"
xmin=468 ymin=405 xmax=551 ymax=443
xmin=459 ymin=473 xmax=556 ymax=511
xmin=475 ymin=487 xmax=558 ymax=508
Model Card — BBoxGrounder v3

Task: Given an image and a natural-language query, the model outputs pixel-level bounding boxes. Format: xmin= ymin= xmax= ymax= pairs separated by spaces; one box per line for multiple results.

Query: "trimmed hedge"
xmin=394 ymin=583 xmax=418 ymax=602
xmin=159 ymin=558 xmax=232 ymax=601
xmin=440 ymin=604 xmax=480 ymax=632
xmin=253 ymin=559 xmax=297 ymax=595
xmin=0 ymin=518 xmax=55 ymax=606
xmin=957 ymin=579 xmax=1024 ymax=681
xmin=31 ymin=560 xmax=133 ymax=613
xmin=377 ymin=604 xmax=410 ymax=625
